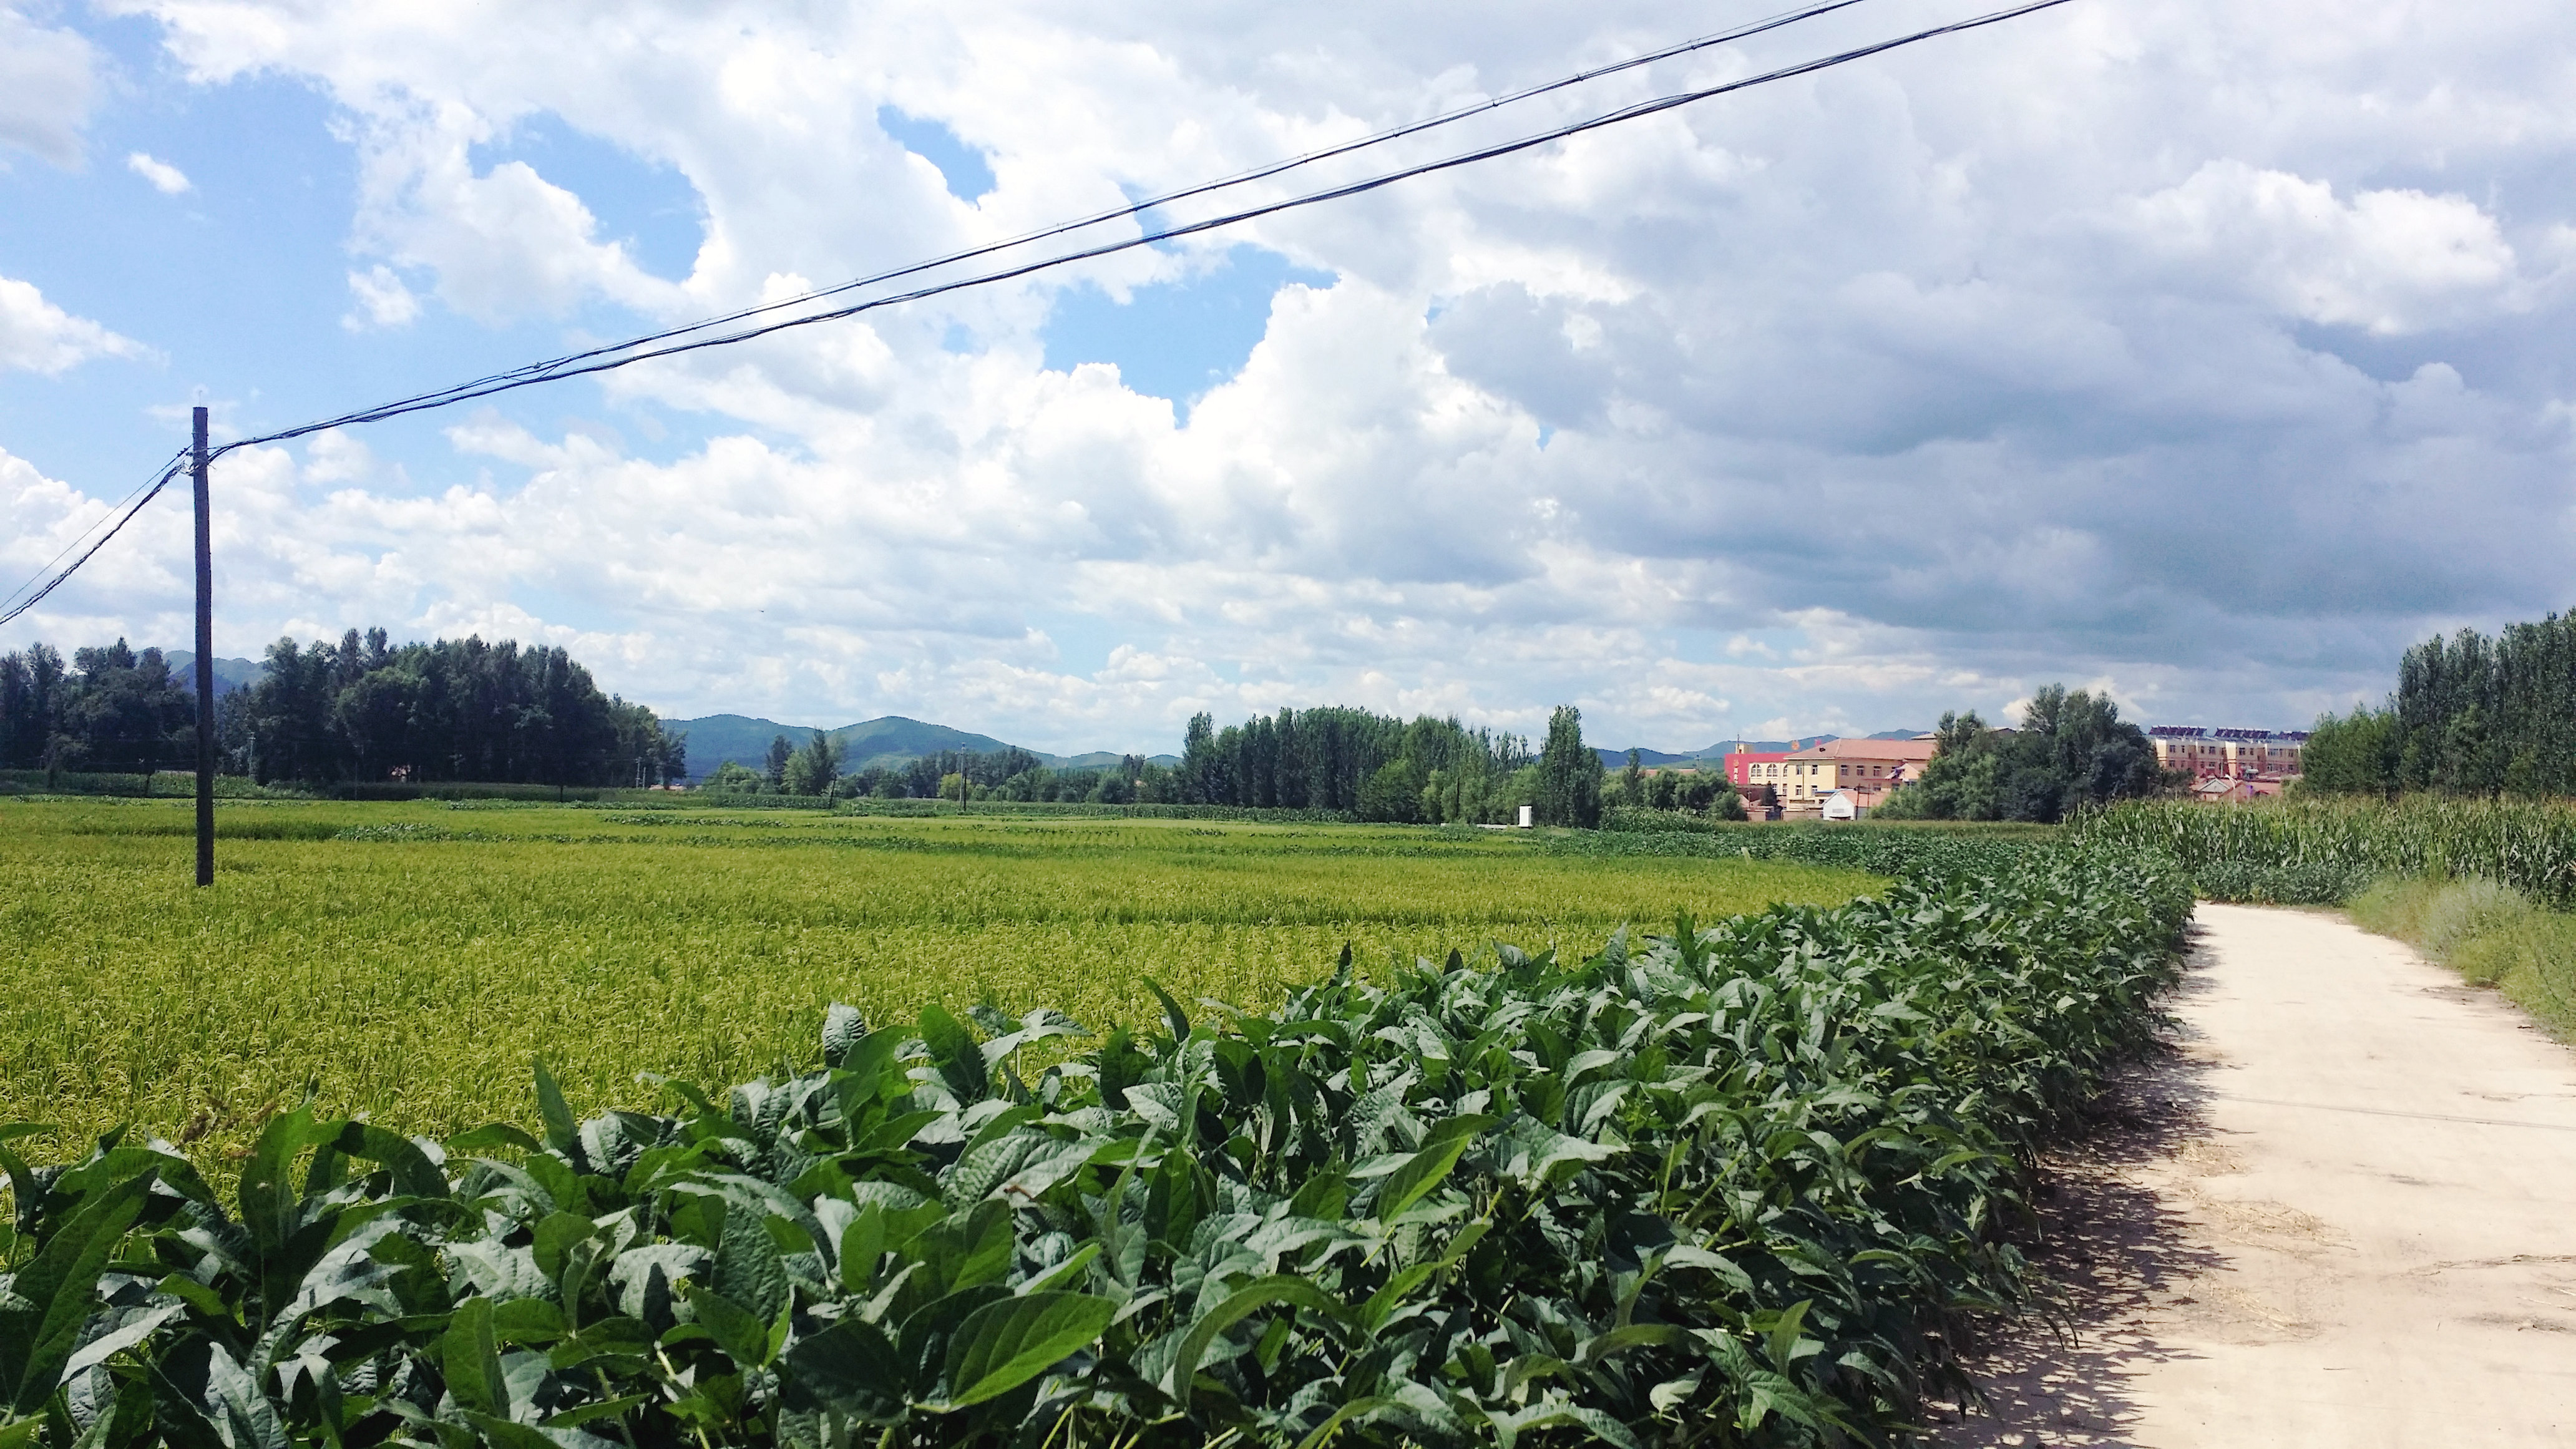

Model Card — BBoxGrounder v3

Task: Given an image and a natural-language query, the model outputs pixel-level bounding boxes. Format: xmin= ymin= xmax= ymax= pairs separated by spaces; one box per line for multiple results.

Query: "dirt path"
xmin=1930 ymin=902 xmax=2576 ymax=1447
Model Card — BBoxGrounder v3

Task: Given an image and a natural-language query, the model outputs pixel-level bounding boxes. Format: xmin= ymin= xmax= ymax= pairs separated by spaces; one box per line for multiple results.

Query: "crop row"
xmin=2075 ymin=796 xmax=2576 ymax=906
xmin=0 ymin=837 xmax=2186 ymax=1447
xmin=1558 ymin=821 xmax=2052 ymax=882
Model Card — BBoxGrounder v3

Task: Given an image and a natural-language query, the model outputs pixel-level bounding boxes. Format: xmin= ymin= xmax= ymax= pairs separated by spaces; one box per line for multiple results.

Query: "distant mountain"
xmin=661 ymin=713 xmax=1174 ymax=779
xmin=667 ymin=714 xmax=1008 ymax=776
xmin=1060 ymin=751 xmax=1139 ymax=770
xmin=1596 ymin=731 xmax=1926 ymax=769
xmin=1597 ymin=746 xmax=1733 ymax=769
xmin=161 ymin=651 xmax=265 ymax=695
xmin=1600 ymin=738 xmax=1823 ymax=768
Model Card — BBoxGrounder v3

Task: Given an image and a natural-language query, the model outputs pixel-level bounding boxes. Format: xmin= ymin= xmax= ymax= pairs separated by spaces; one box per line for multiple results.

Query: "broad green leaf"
xmin=939 ymin=1292 xmax=1116 ymax=1407
xmin=237 ymin=1107 xmax=323 ymax=1256
xmin=532 ymin=1060 xmax=580 ymax=1160
xmin=1373 ymin=1113 xmax=1498 ymax=1222
xmin=682 ymin=1284 xmax=771 ymax=1370
xmin=1018 ymin=1241 xmax=1100 ymax=1295
xmin=1487 ymin=1114 xmax=1620 ymax=1189
xmin=837 ymin=1203 xmax=887 ymax=1293
xmin=779 ymin=1318 xmax=904 ymax=1419
xmin=1291 ymin=1395 xmax=1397 ymax=1449
xmin=448 ymin=1239 xmax=550 ymax=1303
xmin=449 ymin=1122 xmax=543 ymax=1155
xmin=530 ymin=1211 xmax=595 ymax=1281
xmin=905 ymin=1199 xmax=1013 ymax=1298
xmin=2 ymin=1167 xmax=155 ymax=1413
xmin=919 ymin=1005 xmax=990 ymax=1105
xmin=713 ymin=1200 xmax=791 ymax=1323
xmin=944 ymin=1131 xmax=1098 ymax=1210
xmin=458 ymin=1410 xmax=564 ymax=1449
xmin=327 ymin=1121 xmax=451 ymax=1201
xmin=1141 ymin=977 xmax=1191 ymax=1043
xmin=1574 ymin=1322 xmax=1687 ymax=1365
xmin=822 ymin=1003 xmax=868 ymax=1068
xmin=1159 ymin=1276 xmax=1351 ymax=1401
xmin=202 ymin=1343 xmax=288 ymax=1449
xmin=439 ymin=1297 xmax=510 ymax=1418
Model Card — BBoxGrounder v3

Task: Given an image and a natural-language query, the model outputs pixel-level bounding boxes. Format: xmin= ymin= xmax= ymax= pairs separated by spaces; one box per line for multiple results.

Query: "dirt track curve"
xmin=1929 ymin=901 xmax=2576 ymax=1447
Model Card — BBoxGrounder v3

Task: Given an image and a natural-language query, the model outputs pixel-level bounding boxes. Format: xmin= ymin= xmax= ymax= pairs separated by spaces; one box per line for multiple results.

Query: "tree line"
xmin=1609 ymin=753 xmax=1748 ymax=819
xmin=2303 ymin=612 xmax=2576 ymax=796
xmin=0 ymin=641 xmax=195 ymax=776
xmin=1876 ymin=684 xmax=2169 ymax=822
xmin=0 ymin=630 xmax=683 ymax=788
xmin=703 ymin=705 xmax=1613 ymax=825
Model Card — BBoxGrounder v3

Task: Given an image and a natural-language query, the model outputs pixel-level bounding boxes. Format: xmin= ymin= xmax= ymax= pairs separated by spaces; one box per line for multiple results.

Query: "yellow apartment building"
xmin=2147 ymin=726 xmax=2305 ymax=778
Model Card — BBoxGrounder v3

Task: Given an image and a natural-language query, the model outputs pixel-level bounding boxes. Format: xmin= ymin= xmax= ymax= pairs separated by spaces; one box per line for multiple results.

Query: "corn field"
xmin=2076 ymin=795 xmax=2576 ymax=907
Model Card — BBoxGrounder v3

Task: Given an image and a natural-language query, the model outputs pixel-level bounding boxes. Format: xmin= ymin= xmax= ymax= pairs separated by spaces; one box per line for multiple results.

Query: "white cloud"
xmin=124 ymin=150 xmax=191 ymax=193
xmin=0 ymin=274 xmax=145 ymax=374
xmin=20 ymin=0 xmax=2576 ymax=748
xmin=2124 ymin=161 xmax=2535 ymax=334
xmin=343 ymin=265 xmax=421 ymax=329
xmin=0 ymin=6 xmax=96 ymax=165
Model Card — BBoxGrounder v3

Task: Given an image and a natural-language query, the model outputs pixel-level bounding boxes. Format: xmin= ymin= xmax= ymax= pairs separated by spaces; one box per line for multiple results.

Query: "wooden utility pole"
xmin=192 ymin=406 xmax=215 ymax=887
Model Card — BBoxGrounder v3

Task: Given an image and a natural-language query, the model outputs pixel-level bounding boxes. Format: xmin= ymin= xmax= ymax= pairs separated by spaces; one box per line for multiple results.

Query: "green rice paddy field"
xmin=0 ymin=798 xmax=1877 ymax=1166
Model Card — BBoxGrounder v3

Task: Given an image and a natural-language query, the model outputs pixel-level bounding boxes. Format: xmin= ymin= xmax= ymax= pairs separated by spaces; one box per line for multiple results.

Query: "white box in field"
xmin=1518 ymin=804 xmax=1533 ymax=828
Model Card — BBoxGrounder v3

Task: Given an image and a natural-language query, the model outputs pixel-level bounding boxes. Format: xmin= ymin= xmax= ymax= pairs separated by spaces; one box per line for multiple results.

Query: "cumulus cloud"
xmin=0 ymin=6 xmax=96 ymax=166
xmin=2124 ymin=161 xmax=2536 ymax=334
xmin=125 ymin=151 xmax=191 ymax=193
xmin=22 ymin=0 xmax=2576 ymax=748
xmin=343 ymin=265 xmax=421 ymax=329
xmin=0 ymin=274 xmax=145 ymax=374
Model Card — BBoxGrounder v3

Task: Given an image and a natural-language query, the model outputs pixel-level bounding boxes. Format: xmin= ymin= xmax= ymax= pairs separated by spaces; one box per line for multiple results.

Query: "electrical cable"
xmin=0 ymin=454 xmax=189 ymax=625
xmin=210 ymin=0 xmax=2077 ymax=453
xmin=234 ymin=0 xmax=1893 ymax=437
xmin=0 ymin=446 xmax=189 ymax=617
xmin=0 ymin=0 xmax=2077 ymax=628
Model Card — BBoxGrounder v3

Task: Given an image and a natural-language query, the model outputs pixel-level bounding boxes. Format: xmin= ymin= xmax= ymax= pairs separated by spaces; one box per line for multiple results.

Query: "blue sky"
xmin=4 ymin=1 xmax=2574 ymax=754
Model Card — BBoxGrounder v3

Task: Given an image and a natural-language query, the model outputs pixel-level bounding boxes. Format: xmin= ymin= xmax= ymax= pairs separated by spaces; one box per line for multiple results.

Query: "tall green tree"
xmin=53 ymin=640 xmax=195 ymax=774
xmin=2370 ymin=612 xmax=2576 ymax=796
xmin=784 ymin=728 xmax=842 ymax=795
xmin=2299 ymin=706 xmax=2398 ymax=794
xmin=1878 ymin=690 xmax=2165 ymax=823
xmin=1536 ymin=705 xmax=1603 ymax=827
xmin=0 ymin=643 xmax=67 ymax=769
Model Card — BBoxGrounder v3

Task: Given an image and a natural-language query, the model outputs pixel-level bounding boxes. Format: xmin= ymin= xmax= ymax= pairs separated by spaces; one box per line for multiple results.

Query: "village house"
xmin=1755 ymin=736 xmax=1938 ymax=819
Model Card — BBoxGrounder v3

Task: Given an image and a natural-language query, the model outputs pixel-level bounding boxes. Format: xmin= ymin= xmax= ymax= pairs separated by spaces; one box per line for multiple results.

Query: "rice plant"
xmin=0 ymin=800 xmax=1871 ymax=1167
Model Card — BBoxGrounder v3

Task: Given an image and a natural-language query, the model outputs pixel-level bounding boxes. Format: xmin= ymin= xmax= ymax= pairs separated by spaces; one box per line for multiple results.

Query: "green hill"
xmin=661 ymin=715 xmax=1174 ymax=779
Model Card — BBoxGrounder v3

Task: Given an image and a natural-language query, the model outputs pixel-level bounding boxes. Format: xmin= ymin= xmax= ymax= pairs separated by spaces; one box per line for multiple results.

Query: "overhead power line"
xmin=0 ymin=0 xmax=2077 ymax=628
xmin=194 ymin=0 xmax=1894 ymax=445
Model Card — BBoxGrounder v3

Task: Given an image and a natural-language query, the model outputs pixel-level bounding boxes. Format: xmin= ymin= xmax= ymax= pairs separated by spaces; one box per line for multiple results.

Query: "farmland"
xmin=0 ymin=797 xmax=1876 ymax=1166
xmin=0 ymin=799 xmax=2188 ymax=1447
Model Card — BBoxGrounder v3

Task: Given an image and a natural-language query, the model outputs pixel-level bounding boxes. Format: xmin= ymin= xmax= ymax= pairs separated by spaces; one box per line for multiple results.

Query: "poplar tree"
xmin=1537 ymin=705 xmax=1603 ymax=827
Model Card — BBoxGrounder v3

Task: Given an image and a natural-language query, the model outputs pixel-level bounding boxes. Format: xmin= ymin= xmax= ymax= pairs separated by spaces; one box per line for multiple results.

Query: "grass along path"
xmin=0 ymin=797 xmax=1876 ymax=1168
xmin=2346 ymin=874 xmax=2576 ymax=1040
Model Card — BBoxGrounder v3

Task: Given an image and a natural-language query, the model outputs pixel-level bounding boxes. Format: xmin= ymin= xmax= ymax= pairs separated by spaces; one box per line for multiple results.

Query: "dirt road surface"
xmin=1931 ymin=901 xmax=2576 ymax=1447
